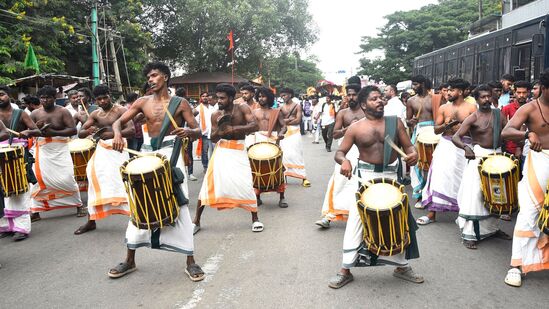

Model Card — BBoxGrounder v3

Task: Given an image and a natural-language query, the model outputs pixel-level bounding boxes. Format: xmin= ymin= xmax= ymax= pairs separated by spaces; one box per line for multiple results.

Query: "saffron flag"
xmin=227 ymin=30 xmax=234 ymax=51
xmin=24 ymin=44 xmax=40 ymax=74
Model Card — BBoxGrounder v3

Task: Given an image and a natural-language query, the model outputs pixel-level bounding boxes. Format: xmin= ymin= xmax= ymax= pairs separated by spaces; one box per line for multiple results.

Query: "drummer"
xmin=502 ymin=70 xmax=549 ymax=287
xmin=417 ymin=78 xmax=477 ymax=225
xmin=73 ymin=88 xmax=98 ymax=127
xmin=252 ymin=86 xmax=288 ymax=208
xmin=328 ymin=85 xmax=422 ymax=289
xmin=29 ymin=85 xmax=82 ymax=221
xmin=451 ymin=84 xmax=511 ymax=249
xmin=193 ymin=83 xmax=263 ymax=233
xmin=315 ymin=82 xmax=363 ymax=228
xmin=111 ymin=62 xmax=205 ymax=282
xmin=406 ymin=75 xmax=438 ymax=209
xmin=73 ymin=84 xmax=135 ymax=235
xmin=0 ymin=85 xmax=39 ymax=241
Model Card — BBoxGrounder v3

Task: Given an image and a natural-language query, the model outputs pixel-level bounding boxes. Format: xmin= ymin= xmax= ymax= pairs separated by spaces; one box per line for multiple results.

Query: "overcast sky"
xmin=306 ymin=0 xmax=438 ymax=84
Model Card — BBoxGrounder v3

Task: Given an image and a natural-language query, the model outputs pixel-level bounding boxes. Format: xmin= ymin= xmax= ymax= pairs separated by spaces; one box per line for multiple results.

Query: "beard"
xmin=365 ymin=106 xmax=383 ymax=118
xmin=348 ymin=100 xmax=358 ymax=108
xmin=0 ymin=99 xmax=10 ymax=108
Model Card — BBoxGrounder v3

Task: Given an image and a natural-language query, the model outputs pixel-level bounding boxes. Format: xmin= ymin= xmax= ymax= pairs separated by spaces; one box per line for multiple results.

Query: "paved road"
xmin=1 ymin=134 xmax=547 ymax=308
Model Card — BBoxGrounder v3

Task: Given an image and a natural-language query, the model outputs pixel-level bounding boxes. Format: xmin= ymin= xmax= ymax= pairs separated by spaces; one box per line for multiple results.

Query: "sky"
xmin=307 ymin=0 xmax=438 ymax=84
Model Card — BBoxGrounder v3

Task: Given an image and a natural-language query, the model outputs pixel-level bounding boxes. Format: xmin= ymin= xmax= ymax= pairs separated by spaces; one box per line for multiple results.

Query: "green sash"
xmin=383 ymin=116 xmax=398 ymax=167
xmin=8 ymin=108 xmax=22 ymax=145
xmin=492 ymin=109 xmax=501 ymax=149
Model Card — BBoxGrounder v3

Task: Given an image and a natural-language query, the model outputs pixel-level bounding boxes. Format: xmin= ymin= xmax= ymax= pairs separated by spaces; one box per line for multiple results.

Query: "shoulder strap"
xmin=383 ymin=116 xmax=398 ymax=167
xmin=151 ymin=96 xmax=183 ymax=151
xmin=492 ymin=109 xmax=501 ymax=149
xmin=9 ymin=108 xmax=23 ymax=144
xmin=431 ymin=94 xmax=442 ymax=121
xmin=266 ymin=108 xmax=280 ymax=137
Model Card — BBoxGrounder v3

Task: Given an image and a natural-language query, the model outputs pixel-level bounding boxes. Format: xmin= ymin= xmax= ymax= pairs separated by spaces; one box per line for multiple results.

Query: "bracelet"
xmin=524 ymin=130 xmax=530 ymax=140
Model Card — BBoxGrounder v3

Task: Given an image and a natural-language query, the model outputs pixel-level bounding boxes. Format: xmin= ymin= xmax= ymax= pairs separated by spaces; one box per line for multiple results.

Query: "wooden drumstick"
xmin=415 ymin=103 xmax=423 ymax=119
xmin=6 ymin=128 xmax=21 ymax=137
xmin=163 ymin=105 xmax=180 ymax=129
xmin=80 ymin=98 xmax=90 ymax=117
xmin=123 ymin=148 xmax=150 ymax=157
xmin=384 ymin=135 xmax=408 ymax=159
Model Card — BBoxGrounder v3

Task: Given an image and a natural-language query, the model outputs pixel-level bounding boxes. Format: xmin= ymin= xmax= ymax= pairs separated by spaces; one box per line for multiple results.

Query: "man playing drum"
xmin=194 ymin=84 xmax=263 ymax=233
xmin=452 ymin=84 xmax=512 ymax=249
xmin=502 ymin=70 xmax=549 ymax=287
xmin=0 ymin=85 xmax=39 ymax=241
xmin=111 ymin=62 xmax=204 ymax=282
xmin=279 ymin=88 xmax=311 ymax=187
xmin=30 ymin=85 xmax=82 ymax=221
xmin=328 ymin=86 xmax=422 ymax=289
xmin=417 ymin=78 xmax=477 ymax=225
xmin=251 ymin=86 xmax=287 ymax=208
xmin=73 ymin=84 xmax=135 ymax=235
xmin=407 ymin=75 xmax=439 ymax=209
xmin=315 ymin=83 xmax=364 ymax=228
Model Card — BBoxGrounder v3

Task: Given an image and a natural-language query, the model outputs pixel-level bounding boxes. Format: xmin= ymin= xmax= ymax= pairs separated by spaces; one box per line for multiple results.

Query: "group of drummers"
xmin=0 ymin=61 xmax=548 ymax=289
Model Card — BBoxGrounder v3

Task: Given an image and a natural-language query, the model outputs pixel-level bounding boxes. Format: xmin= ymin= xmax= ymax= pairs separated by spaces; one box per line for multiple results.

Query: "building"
xmin=169 ymin=72 xmax=249 ymax=100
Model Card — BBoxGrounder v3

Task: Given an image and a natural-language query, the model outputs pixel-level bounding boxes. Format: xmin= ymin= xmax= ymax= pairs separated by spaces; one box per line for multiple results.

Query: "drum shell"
xmin=70 ymin=140 xmax=96 ymax=181
xmin=120 ymin=154 xmax=179 ymax=230
xmin=356 ymin=178 xmax=410 ymax=256
xmin=0 ymin=146 xmax=29 ymax=196
xmin=478 ymin=154 xmax=519 ymax=215
xmin=417 ymin=141 xmax=437 ymax=171
xmin=248 ymin=142 xmax=284 ymax=191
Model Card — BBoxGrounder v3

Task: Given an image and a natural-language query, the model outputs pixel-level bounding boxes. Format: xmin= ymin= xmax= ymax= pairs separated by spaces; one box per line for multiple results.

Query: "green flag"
xmin=24 ymin=44 xmax=40 ymax=74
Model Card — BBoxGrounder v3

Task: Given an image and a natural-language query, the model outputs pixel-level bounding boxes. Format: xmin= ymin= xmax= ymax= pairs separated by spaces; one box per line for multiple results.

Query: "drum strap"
xmin=151 ymin=96 xmax=184 ymax=151
xmin=492 ymin=109 xmax=501 ymax=149
xmin=266 ymin=109 xmax=280 ymax=137
xmin=383 ymin=116 xmax=397 ymax=168
xmin=8 ymin=108 xmax=22 ymax=145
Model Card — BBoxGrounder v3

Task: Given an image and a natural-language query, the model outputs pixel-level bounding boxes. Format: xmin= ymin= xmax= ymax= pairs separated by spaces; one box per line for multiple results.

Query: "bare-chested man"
xmin=417 ymin=78 xmax=477 ymax=225
xmin=452 ymin=84 xmax=511 ymax=250
xmin=194 ymin=83 xmax=262 ymax=233
xmin=252 ymin=86 xmax=287 ymax=208
xmin=279 ymin=87 xmax=311 ymax=187
xmin=0 ymin=85 xmax=38 ymax=241
xmin=328 ymin=85 xmax=422 ymax=289
xmin=73 ymin=84 xmax=135 ymax=235
xmin=30 ymin=85 xmax=82 ymax=221
xmin=407 ymin=75 xmax=439 ymax=208
xmin=109 ymin=62 xmax=204 ymax=281
xmin=240 ymin=84 xmax=259 ymax=110
xmin=502 ymin=69 xmax=549 ymax=287
xmin=315 ymin=83 xmax=364 ymax=228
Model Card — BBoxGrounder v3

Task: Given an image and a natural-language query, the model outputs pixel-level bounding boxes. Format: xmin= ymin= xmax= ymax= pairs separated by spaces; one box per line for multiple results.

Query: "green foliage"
xmin=358 ymin=0 xmax=500 ymax=85
xmin=265 ymin=53 xmax=323 ymax=94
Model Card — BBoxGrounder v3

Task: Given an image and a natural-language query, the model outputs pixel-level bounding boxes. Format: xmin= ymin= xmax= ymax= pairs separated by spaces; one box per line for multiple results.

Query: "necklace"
xmin=536 ymin=99 xmax=549 ymax=127
xmin=101 ymin=104 xmax=115 ymax=117
xmin=477 ymin=110 xmax=493 ymax=131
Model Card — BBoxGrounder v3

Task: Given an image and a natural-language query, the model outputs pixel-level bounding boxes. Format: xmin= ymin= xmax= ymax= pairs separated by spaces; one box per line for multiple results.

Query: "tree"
xmin=265 ymin=53 xmax=322 ymax=94
xmin=357 ymin=0 xmax=500 ymax=84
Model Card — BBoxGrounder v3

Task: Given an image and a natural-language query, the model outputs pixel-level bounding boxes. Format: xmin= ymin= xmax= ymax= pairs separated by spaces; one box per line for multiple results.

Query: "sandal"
xmin=416 ymin=215 xmax=435 ymax=225
xmin=463 ymin=240 xmax=477 ymax=249
xmin=185 ymin=263 xmax=205 ymax=282
xmin=328 ymin=273 xmax=354 ymax=289
xmin=499 ymin=214 xmax=512 ymax=221
xmin=192 ymin=224 xmax=201 ymax=235
xmin=30 ymin=213 xmax=41 ymax=222
xmin=495 ymin=230 xmax=512 ymax=240
xmin=74 ymin=222 xmax=96 ymax=235
xmin=252 ymin=221 xmax=264 ymax=232
xmin=504 ymin=268 xmax=522 ymax=287
xmin=414 ymin=201 xmax=425 ymax=209
xmin=278 ymin=199 xmax=288 ymax=208
xmin=393 ymin=266 xmax=424 ymax=283
xmin=302 ymin=179 xmax=311 ymax=187
xmin=108 ymin=262 xmax=137 ymax=279
xmin=12 ymin=232 xmax=28 ymax=241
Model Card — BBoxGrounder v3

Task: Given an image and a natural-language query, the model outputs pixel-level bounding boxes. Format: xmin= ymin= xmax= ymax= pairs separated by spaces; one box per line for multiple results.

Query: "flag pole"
xmin=231 ymin=48 xmax=234 ymax=84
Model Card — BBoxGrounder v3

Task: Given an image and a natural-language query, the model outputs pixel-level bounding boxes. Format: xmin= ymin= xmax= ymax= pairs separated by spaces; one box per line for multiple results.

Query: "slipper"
xmin=499 ymin=214 xmax=512 ymax=221
xmin=416 ymin=215 xmax=435 ymax=225
xmin=74 ymin=223 xmax=96 ymax=235
xmin=463 ymin=240 xmax=477 ymax=249
xmin=302 ymin=179 xmax=311 ymax=187
xmin=504 ymin=268 xmax=522 ymax=287
xmin=185 ymin=263 xmax=205 ymax=282
xmin=108 ymin=262 xmax=137 ymax=279
xmin=494 ymin=230 xmax=512 ymax=240
xmin=414 ymin=201 xmax=425 ymax=209
xmin=252 ymin=221 xmax=264 ymax=232
xmin=192 ymin=224 xmax=201 ymax=235
xmin=328 ymin=273 xmax=354 ymax=289
xmin=30 ymin=213 xmax=41 ymax=222
xmin=278 ymin=199 xmax=288 ymax=208
xmin=0 ymin=232 xmax=14 ymax=239
xmin=393 ymin=267 xmax=424 ymax=283
xmin=12 ymin=232 xmax=28 ymax=241
xmin=315 ymin=217 xmax=330 ymax=228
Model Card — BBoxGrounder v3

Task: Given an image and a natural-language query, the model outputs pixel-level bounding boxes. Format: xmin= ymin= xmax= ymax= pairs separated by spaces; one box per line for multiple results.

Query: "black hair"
xmin=142 ymin=61 xmax=171 ymax=82
xmin=347 ymin=76 xmax=361 ymax=85
xmin=473 ymin=84 xmax=492 ymax=100
xmin=37 ymin=85 xmax=57 ymax=98
xmin=237 ymin=82 xmax=249 ymax=90
xmin=532 ymin=79 xmax=541 ymax=86
xmin=175 ymin=88 xmax=187 ymax=98
xmin=92 ymin=84 xmax=110 ymax=97
xmin=215 ymin=83 xmax=236 ymax=98
xmin=501 ymin=74 xmax=515 ymax=82
xmin=438 ymin=83 xmax=449 ymax=90
xmin=0 ymin=85 xmax=10 ymax=94
xmin=23 ymin=95 xmax=40 ymax=106
xmin=126 ymin=93 xmax=138 ymax=103
xmin=141 ymin=82 xmax=150 ymax=94
xmin=77 ymin=87 xmax=93 ymax=99
xmin=487 ymin=81 xmax=503 ymax=89
xmin=447 ymin=78 xmax=469 ymax=91
xmin=357 ymin=85 xmax=381 ymax=104
xmin=386 ymin=84 xmax=397 ymax=93
xmin=468 ymin=84 xmax=477 ymax=92
xmin=240 ymin=84 xmax=255 ymax=92
xmin=411 ymin=75 xmax=428 ymax=85
xmin=279 ymin=87 xmax=294 ymax=97
xmin=514 ymin=80 xmax=532 ymax=91
xmin=208 ymin=92 xmax=215 ymax=97
xmin=345 ymin=83 xmax=361 ymax=93
xmin=254 ymin=86 xmax=275 ymax=107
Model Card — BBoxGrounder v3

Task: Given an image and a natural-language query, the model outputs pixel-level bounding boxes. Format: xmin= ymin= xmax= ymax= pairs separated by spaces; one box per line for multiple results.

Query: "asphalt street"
xmin=1 ymin=133 xmax=547 ymax=308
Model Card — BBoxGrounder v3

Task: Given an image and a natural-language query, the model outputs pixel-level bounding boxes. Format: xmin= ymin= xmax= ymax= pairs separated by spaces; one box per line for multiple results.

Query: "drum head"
xmin=417 ymin=129 xmax=440 ymax=144
xmin=248 ymin=143 xmax=280 ymax=160
xmin=481 ymin=155 xmax=514 ymax=174
xmin=361 ymin=183 xmax=403 ymax=210
xmin=125 ymin=155 xmax=164 ymax=174
xmin=69 ymin=139 xmax=94 ymax=152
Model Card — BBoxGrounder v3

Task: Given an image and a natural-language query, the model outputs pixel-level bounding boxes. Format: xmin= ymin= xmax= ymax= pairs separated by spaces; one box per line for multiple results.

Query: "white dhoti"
xmin=86 ymin=140 xmax=130 ymax=220
xmin=422 ymin=136 xmax=470 ymax=212
xmin=410 ymin=121 xmax=435 ymax=199
xmin=280 ymin=125 xmax=307 ymax=180
xmin=456 ymin=145 xmax=500 ymax=241
xmin=125 ymin=135 xmax=194 ymax=255
xmin=320 ymin=140 xmax=359 ymax=221
xmin=31 ymin=137 xmax=82 ymax=212
xmin=510 ymin=150 xmax=549 ymax=273
xmin=199 ymin=139 xmax=257 ymax=212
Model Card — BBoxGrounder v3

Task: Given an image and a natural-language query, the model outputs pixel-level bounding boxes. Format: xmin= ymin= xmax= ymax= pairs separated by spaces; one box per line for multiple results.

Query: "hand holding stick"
xmin=6 ymin=128 xmax=21 ymax=137
xmin=384 ymin=135 xmax=408 ymax=159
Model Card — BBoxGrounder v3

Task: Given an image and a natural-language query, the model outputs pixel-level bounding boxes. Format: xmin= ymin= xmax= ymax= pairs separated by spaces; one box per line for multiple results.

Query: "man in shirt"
xmin=488 ymin=81 xmax=503 ymax=109
xmin=502 ymin=80 xmax=531 ymax=158
xmin=195 ymin=91 xmax=214 ymax=171
xmin=498 ymin=74 xmax=515 ymax=108
xmin=65 ymin=90 xmax=80 ymax=116
xmin=383 ymin=84 xmax=406 ymax=125
xmin=319 ymin=95 xmax=336 ymax=152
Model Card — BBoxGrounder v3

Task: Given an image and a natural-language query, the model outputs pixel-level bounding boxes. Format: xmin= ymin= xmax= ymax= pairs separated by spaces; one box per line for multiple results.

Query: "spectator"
xmin=501 ymin=80 xmax=531 ymax=161
xmin=311 ymin=95 xmax=321 ymax=143
xmin=125 ymin=93 xmax=144 ymax=153
xmin=383 ymin=84 xmax=406 ymax=126
xmin=498 ymin=74 xmax=515 ymax=108
xmin=319 ymin=95 xmax=336 ymax=152
xmin=176 ymin=87 xmax=197 ymax=181
xmin=487 ymin=81 xmax=503 ymax=109
xmin=301 ymin=97 xmax=313 ymax=134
